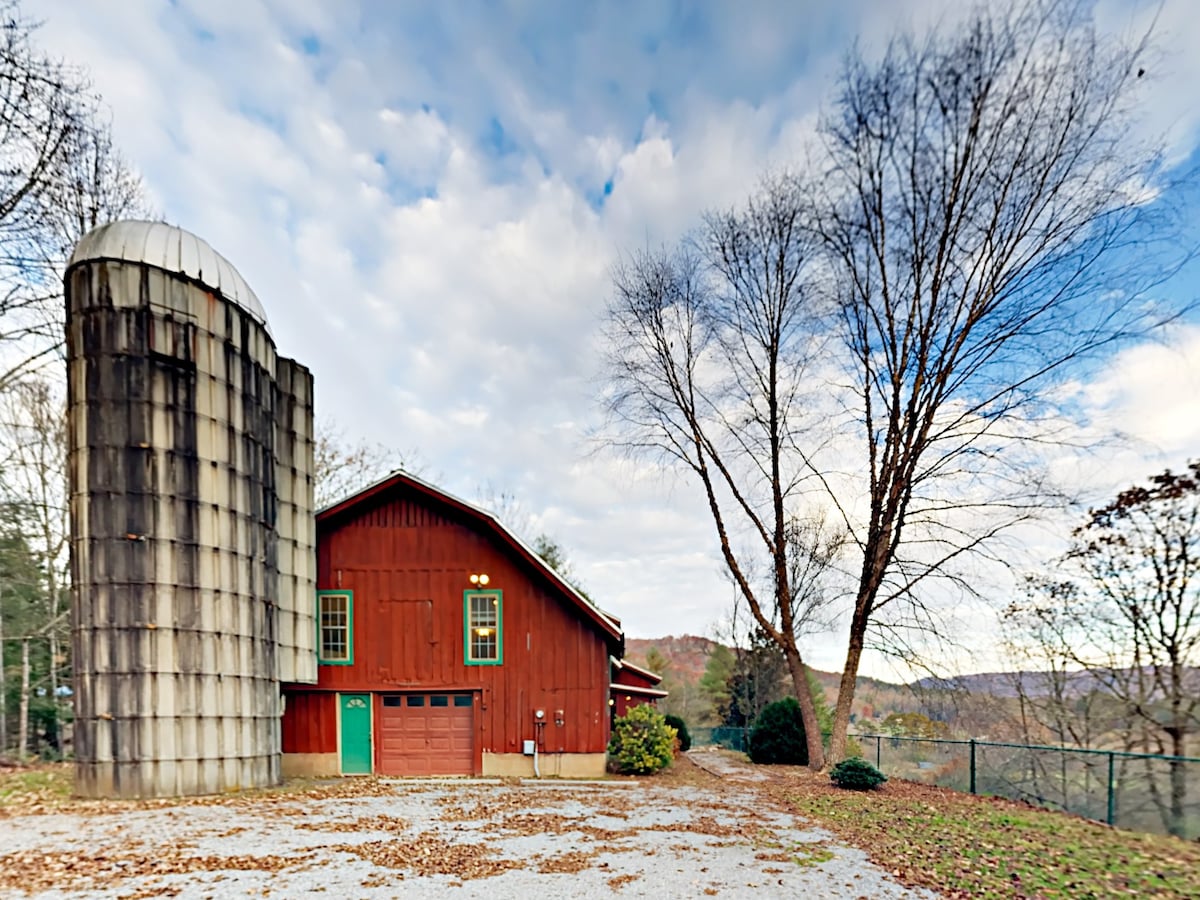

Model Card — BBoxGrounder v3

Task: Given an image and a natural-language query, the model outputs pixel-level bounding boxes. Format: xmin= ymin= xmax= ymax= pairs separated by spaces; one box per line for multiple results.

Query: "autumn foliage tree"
xmin=1005 ymin=462 xmax=1200 ymax=837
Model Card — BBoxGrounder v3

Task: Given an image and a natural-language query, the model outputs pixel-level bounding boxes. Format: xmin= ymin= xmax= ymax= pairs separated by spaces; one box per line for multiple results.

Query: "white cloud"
xmin=33 ymin=0 xmax=1200 ymax=681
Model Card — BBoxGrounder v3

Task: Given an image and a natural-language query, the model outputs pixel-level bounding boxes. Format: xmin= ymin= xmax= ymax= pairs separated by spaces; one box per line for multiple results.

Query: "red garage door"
xmin=378 ymin=693 xmax=475 ymax=776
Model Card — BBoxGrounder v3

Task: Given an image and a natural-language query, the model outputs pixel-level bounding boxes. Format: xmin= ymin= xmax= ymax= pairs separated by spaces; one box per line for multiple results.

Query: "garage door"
xmin=378 ymin=693 xmax=475 ymax=776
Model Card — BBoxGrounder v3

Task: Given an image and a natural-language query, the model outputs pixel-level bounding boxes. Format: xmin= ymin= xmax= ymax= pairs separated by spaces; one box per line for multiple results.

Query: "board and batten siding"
xmin=281 ymin=690 xmax=336 ymax=754
xmin=291 ymin=485 xmax=614 ymax=763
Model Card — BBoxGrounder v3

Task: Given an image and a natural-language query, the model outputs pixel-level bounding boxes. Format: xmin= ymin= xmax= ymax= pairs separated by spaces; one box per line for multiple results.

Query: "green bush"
xmin=663 ymin=714 xmax=691 ymax=752
xmin=748 ymin=697 xmax=808 ymax=765
xmin=608 ymin=704 xmax=677 ymax=774
xmin=829 ymin=756 xmax=887 ymax=791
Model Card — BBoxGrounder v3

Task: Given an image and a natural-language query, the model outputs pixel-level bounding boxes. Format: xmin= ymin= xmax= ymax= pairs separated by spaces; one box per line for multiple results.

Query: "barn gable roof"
xmin=318 ymin=470 xmax=624 ymax=649
xmin=611 ymin=657 xmax=663 ymax=685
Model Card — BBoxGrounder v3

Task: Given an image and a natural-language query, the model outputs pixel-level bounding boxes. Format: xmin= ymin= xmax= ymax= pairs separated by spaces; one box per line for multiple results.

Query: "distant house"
xmin=281 ymin=471 xmax=640 ymax=778
xmin=610 ymin=658 xmax=668 ymax=719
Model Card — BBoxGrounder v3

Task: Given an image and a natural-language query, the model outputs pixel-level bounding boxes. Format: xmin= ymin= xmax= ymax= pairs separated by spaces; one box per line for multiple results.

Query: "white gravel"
xmin=0 ymin=774 xmax=938 ymax=898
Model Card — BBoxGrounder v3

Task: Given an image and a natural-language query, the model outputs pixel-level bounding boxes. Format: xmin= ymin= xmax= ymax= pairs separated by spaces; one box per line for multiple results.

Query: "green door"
xmin=339 ymin=694 xmax=372 ymax=774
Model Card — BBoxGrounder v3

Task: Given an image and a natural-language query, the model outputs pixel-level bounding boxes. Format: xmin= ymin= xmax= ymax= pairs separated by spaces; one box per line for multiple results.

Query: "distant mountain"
xmin=915 ymin=667 xmax=1200 ymax=700
xmin=624 ymin=635 xmax=909 ymax=721
xmin=625 ymin=635 xmax=719 ymax=685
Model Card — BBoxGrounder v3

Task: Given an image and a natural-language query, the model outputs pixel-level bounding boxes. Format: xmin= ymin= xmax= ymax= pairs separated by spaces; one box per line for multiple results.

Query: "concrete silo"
xmin=66 ymin=221 xmax=317 ymax=798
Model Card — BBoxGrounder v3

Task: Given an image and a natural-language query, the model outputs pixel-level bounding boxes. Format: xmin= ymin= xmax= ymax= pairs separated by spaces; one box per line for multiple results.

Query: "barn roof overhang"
xmin=611 ymin=657 xmax=664 ymax=685
xmin=609 ymin=683 xmax=669 ymax=699
xmin=317 ymin=469 xmax=624 ymax=651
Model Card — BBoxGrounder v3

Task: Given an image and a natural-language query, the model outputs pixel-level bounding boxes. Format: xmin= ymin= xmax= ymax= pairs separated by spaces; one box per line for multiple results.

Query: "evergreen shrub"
xmin=748 ymin=697 xmax=808 ymax=765
xmin=829 ymin=756 xmax=888 ymax=790
xmin=608 ymin=704 xmax=677 ymax=774
xmin=663 ymin=714 xmax=691 ymax=752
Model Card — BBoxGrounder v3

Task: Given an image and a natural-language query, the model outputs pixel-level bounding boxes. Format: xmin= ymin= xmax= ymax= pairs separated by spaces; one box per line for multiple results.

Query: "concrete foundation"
xmin=281 ymin=753 xmax=341 ymax=778
xmin=481 ymin=752 xmax=607 ymax=779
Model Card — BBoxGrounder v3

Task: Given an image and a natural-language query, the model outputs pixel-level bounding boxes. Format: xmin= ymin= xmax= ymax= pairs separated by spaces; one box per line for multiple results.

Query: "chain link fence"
xmin=861 ymin=734 xmax=1199 ymax=840
xmin=692 ymin=727 xmax=1199 ymax=839
xmin=691 ymin=726 xmax=749 ymax=753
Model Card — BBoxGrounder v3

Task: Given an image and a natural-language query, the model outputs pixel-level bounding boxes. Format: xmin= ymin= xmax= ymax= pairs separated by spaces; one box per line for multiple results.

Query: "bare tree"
xmin=0 ymin=380 xmax=68 ymax=746
xmin=813 ymin=0 xmax=1188 ymax=763
xmin=1006 ymin=462 xmax=1200 ymax=836
xmin=0 ymin=2 xmax=87 ymax=386
xmin=38 ymin=114 xmax=150 ymax=260
xmin=0 ymin=2 xmax=153 ymax=388
xmin=314 ymin=417 xmax=413 ymax=508
xmin=601 ymin=0 xmax=1189 ymax=768
xmin=603 ymin=176 xmax=836 ymax=768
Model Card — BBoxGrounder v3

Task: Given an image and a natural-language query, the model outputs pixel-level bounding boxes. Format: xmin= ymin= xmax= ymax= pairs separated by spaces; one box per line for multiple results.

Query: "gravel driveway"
xmin=0 ymin=759 xmax=935 ymax=898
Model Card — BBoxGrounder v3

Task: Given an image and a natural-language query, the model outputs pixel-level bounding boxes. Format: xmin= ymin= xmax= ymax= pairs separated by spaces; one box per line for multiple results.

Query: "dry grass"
xmin=743 ymin=756 xmax=1200 ymax=900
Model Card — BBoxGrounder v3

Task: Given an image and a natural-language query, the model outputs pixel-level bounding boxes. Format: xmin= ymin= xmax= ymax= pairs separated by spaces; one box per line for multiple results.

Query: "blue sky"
xmin=37 ymin=0 xmax=1200 ymax=677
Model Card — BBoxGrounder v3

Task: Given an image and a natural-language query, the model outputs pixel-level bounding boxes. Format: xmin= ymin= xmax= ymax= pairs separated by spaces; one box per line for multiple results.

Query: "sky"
xmin=35 ymin=0 xmax=1200 ymax=679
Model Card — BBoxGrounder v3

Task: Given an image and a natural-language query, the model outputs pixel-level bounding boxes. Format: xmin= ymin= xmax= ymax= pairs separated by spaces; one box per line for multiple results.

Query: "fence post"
xmin=1106 ymin=752 xmax=1115 ymax=826
xmin=876 ymin=735 xmax=882 ymax=769
xmin=969 ymin=739 xmax=977 ymax=794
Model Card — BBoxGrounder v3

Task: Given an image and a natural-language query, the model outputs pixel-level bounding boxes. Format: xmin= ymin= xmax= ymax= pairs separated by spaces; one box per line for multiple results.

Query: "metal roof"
xmin=69 ymin=220 xmax=270 ymax=333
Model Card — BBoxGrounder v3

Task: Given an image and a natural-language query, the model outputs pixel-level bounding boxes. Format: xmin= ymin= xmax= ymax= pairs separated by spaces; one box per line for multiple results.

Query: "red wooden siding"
xmin=613 ymin=667 xmax=659 ymax=691
xmin=286 ymin=482 xmax=617 ymax=763
xmin=611 ymin=660 xmax=667 ymax=719
xmin=282 ymin=691 xmax=336 ymax=753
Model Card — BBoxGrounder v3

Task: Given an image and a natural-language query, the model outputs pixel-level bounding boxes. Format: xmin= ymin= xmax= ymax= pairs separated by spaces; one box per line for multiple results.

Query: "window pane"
xmin=382 ymin=696 xmax=401 ymax=708
xmin=470 ymin=595 xmax=496 ymax=627
xmin=406 ymin=695 xmax=425 ymax=707
xmin=465 ymin=591 xmax=501 ymax=662
xmin=453 ymin=695 xmax=473 ymax=707
xmin=319 ymin=593 xmax=351 ymax=662
xmin=430 ymin=695 xmax=448 ymax=707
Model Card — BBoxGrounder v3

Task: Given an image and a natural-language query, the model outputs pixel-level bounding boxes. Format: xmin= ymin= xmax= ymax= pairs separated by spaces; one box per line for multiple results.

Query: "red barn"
xmin=610 ymin=658 xmax=668 ymax=718
xmin=281 ymin=471 xmax=626 ymax=778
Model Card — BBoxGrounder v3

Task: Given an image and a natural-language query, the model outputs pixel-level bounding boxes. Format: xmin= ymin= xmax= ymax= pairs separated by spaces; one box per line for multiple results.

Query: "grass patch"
xmin=0 ymin=764 xmax=74 ymax=813
xmin=769 ymin=768 xmax=1200 ymax=899
xmin=0 ymin=763 xmax=397 ymax=816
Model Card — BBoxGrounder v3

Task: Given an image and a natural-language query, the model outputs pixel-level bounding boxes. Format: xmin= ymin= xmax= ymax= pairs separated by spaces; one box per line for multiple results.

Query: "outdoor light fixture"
xmin=468 ymin=573 xmax=491 ymax=586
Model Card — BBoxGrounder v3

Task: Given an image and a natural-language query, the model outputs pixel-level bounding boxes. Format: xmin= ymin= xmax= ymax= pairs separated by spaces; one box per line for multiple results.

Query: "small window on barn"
xmin=317 ymin=591 xmax=353 ymax=665
xmin=464 ymin=590 xmax=503 ymax=665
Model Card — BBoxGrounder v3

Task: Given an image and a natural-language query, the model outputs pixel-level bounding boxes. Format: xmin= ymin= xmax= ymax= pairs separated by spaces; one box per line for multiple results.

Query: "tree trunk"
xmin=782 ymin=645 xmax=825 ymax=770
xmin=48 ymin=631 xmax=59 ymax=753
xmin=0 ymin=599 xmax=6 ymax=753
xmin=1169 ymin=730 xmax=1187 ymax=839
xmin=17 ymin=637 xmax=30 ymax=761
xmin=829 ymin=605 xmax=869 ymax=764
xmin=48 ymin=570 xmax=60 ymax=754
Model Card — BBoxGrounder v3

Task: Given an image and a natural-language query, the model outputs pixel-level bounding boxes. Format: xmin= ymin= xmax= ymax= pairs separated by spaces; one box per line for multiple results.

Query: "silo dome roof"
xmin=69 ymin=220 xmax=270 ymax=332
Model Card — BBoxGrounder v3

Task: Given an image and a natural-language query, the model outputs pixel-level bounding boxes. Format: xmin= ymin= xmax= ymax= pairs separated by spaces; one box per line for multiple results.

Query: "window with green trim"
xmin=464 ymin=590 xmax=502 ymax=665
xmin=318 ymin=591 xmax=353 ymax=664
